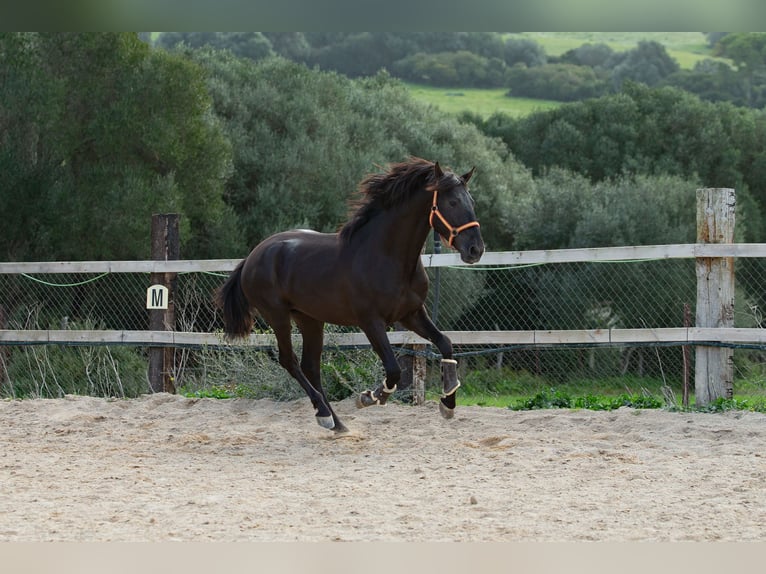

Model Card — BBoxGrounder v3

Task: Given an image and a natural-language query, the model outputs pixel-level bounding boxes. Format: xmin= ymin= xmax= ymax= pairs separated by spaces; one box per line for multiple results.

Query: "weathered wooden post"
xmin=399 ymin=344 xmax=427 ymax=405
xmin=148 ymin=214 xmax=180 ymax=394
xmin=411 ymin=346 xmax=426 ymax=406
xmin=695 ymin=188 xmax=735 ymax=405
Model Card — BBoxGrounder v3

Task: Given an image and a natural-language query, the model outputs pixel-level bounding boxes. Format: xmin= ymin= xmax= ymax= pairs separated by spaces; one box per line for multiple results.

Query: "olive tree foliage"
xmin=608 ymin=40 xmax=680 ymax=90
xmin=482 ymin=82 xmax=766 ymax=242
xmin=156 ymin=32 xmax=276 ymax=61
xmin=512 ymin=169 xmax=699 ymax=250
xmin=559 ymin=43 xmax=615 ymax=69
xmin=0 ymin=33 xmax=239 ymax=261
xmin=188 ymin=50 xmax=533 ymax=251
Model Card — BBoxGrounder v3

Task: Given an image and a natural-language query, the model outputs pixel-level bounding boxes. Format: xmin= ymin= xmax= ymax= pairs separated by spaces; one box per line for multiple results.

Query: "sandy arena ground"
xmin=1 ymin=393 xmax=765 ymax=542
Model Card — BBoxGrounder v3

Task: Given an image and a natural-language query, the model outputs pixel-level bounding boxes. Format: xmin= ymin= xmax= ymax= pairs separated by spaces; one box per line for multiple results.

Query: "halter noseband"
xmin=429 ymin=188 xmax=480 ymax=247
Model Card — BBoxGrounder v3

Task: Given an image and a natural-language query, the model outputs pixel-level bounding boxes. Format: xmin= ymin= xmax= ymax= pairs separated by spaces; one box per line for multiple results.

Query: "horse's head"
xmin=430 ymin=162 xmax=485 ymax=264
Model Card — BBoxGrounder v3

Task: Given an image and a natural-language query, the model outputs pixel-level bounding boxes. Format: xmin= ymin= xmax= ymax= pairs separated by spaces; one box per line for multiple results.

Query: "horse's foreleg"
xmin=356 ymin=320 xmax=401 ymax=409
xmin=400 ymin=308 xmax=460 ymax=419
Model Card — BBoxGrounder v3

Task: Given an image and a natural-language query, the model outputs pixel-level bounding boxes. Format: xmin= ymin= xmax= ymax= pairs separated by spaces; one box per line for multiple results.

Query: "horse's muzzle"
xmin=456 ymin=229 xmax=484 ymax=264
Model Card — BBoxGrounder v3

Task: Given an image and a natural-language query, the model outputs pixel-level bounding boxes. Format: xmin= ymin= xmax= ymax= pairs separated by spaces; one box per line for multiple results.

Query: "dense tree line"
xmin=157 ymin=32 xmax=547 ymax=88
xmin=155 ymin=32 xmax=766 ymax=109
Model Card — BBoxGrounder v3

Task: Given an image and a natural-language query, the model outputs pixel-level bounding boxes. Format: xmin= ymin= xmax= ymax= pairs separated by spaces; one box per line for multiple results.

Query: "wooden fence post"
xmin=695 ymin=188 xmax=735 ymax=406
xmin=399 ymin=344 xmax=427 ymax=405
xmin=148 ymin=214 xmax=180 ymax=394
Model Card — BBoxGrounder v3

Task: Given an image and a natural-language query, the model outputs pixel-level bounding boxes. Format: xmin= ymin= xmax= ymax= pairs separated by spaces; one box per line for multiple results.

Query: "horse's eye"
xmin=449 ymin=199 xmax=458 ymax=208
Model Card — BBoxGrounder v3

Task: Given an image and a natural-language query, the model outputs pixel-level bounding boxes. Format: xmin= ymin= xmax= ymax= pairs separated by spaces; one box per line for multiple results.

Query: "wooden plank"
xmin=0 ymin=330 xmax=51 ymax=343
xmin=690 ymin=327 xmax=766 ymax=344
xmin=0 ymin=259 xmax=241 ymax=275
xmin=420 ymin=244 xmax=766 ymax=268
xmin=535 ymin=329 xmax=611 ymax=345
xmin=4 ymin=244 xmax=766 ymax=275
xmin=444 ymin=330 xmax=536 ymax=345
xmin=3 ymin=327 xmax=765 ymax=347
xmin=609 ymin=328 xmax=690 ymax=344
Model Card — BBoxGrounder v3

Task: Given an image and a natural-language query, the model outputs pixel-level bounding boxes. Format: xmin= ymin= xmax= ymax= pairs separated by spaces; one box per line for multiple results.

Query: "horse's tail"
xmin=215 ymin=259 xmax=253 ymax=340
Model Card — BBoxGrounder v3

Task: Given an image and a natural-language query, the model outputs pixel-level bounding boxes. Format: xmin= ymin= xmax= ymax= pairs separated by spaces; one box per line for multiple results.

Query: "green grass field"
xmin=405 ymin=83 xmax=560 ymax=119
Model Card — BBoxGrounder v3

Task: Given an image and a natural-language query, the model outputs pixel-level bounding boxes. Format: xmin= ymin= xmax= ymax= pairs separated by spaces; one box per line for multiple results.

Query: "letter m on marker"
xmin=146 ymin=285 xmax=169 ymax=310
xmin=152 ymin=288 xmax=164 ymax=308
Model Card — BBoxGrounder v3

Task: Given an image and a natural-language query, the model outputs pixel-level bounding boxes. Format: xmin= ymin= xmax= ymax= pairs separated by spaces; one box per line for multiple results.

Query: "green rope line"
xmin=19 ymin=269 xmax=231 ymax=287
xmin=21 ymin=272 xmax=111 ymax=287
xmin=392 ymin=339 xmax=766 ymax=359
xmin=442 ymin=257 xmax=678 ymax=271
xmin=443 ymin=263 xmax=547 ymax=271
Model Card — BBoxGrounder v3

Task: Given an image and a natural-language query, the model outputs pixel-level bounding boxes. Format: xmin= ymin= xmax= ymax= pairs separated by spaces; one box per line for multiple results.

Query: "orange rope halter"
xmin=429 ymin=188 xmax=480 ymax=247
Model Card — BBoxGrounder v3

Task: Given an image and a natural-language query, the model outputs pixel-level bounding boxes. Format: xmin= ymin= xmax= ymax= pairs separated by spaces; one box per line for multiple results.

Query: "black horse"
xmin=216 ymin=158 xmax=484 ymax=432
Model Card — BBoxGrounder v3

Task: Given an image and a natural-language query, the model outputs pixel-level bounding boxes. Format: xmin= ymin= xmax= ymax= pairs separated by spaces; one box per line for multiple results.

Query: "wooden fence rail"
xmin=2 ymin=242 xmax=766 ymax=275
xmin=2 ymin=327 xmax=766 ymax=348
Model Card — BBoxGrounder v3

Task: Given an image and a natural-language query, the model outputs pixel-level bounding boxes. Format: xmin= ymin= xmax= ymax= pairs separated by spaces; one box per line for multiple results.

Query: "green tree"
xmin=0 ymin=32 xmax=240 ymax=261
xmin=156 ymin=32 xmax=275 ymax=61
xmin=717 ymin=33 xmax=766 ymax=72
xmin=393 ymin=51 xmax=509 ymax=87
xmin=662 ymin=59 xmax=749 ymax=106
xmin=505 ymin=62 xmax=609 ymax=102
xmin=503 ymin=36 xmax=547 ymax=67
xmin=715 ymin=33 xmax=766 ymax=108
xmin=608 ymin=40 xmax=680 ymax=89
xmin=559 ymin=43 xmax=614 ymax=69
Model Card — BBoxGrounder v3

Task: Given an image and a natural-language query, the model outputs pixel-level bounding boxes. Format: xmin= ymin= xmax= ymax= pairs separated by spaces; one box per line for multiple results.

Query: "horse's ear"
xmin=461 ymin=167 xmax=476 ymax=184
xmin=434 ymin=162 xmax=444 ymax=180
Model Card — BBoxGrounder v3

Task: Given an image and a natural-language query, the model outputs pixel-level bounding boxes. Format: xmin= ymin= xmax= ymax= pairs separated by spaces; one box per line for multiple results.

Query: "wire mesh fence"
xmin=2 ymin=253 xmax=766 ymax=402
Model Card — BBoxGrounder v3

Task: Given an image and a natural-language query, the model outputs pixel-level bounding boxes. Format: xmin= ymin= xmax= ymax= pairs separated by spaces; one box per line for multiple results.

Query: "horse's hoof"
xmin=356 ymin=390 xmax=378 ymax=409
xmin=439 ymin=398 xmax=455 ymax=420
xmin=316 ymin=415 xmax=336 ymax=430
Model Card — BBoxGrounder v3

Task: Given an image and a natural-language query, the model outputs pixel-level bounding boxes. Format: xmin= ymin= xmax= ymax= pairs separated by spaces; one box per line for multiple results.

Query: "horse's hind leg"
xmin=264 ymin=311 xmax=336 ymax=430
xmin=293 ymin=313 xmax=349 ymax=433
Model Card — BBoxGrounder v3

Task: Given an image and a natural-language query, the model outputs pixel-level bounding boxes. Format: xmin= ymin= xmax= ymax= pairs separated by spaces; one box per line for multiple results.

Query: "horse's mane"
xmin=340 ymin=157 xmax=438 ymax=243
